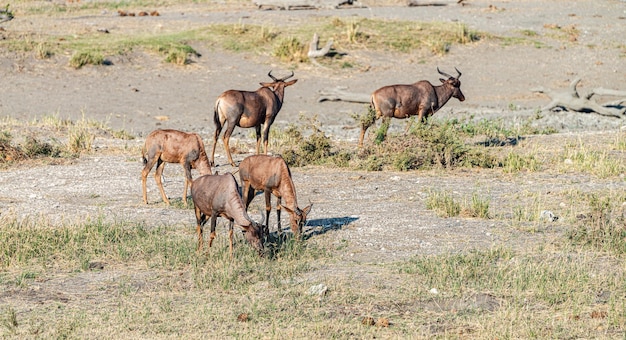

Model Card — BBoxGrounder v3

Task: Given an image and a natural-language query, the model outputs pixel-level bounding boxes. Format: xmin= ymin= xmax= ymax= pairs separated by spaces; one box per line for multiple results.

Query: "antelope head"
xmin=437 ymin=67 xmax=465 ymax=102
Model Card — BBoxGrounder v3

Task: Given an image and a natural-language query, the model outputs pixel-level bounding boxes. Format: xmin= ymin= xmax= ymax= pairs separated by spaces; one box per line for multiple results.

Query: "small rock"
xmin=429 ymin=288 xmax=439 ymax=295
xmin=88 ymin=261 xmax=105 ymax=270
xmin=540 ymin=210 xmax=558 ymax=222
xmin=308 ymin=284 xmax=328 ymax=296
xmin=361 ymin=316 xmax=375 ymax=326
xmin=376 ymin=317 xmax=390 ymax=327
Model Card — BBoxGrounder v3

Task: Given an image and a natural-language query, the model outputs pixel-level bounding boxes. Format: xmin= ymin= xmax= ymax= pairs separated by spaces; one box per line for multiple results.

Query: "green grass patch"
xmin=68 ymin=51 xmax=104 ymax=69
xmin=461 ymin=192 xmax=491 ymax=218
xmin=426 ymin=189 xmax=491 ymax=219
xmin=0 ymin=12 xmax=485 ymax=67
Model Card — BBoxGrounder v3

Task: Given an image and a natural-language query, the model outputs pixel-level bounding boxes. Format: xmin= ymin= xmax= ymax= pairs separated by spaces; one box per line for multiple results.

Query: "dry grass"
xmin=0 ymin=212 xmax=623 ymax=338
xmin=0 ymin=114 xmax=135 ymax=167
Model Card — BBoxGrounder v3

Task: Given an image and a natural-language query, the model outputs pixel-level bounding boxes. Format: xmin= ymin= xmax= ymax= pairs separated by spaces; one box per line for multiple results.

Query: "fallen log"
xmin=531 ymin=78 xmax=625 ymax=118
xmin=317 ymin=87 xmax=370 ymax=103
xmin=254 ymin=0 xmax=359 ymax=10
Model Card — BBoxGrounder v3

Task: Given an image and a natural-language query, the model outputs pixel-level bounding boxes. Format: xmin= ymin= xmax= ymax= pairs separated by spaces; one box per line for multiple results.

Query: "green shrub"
xmin=163 ymin=44 xmax=198 ymax=65
xmin=22 ymin=137 xmax=61 ymax=158
xmin=273 ymin=37 xmax=307 ymax=63
xmin=69 ymin=51 xmax=104 ymax=69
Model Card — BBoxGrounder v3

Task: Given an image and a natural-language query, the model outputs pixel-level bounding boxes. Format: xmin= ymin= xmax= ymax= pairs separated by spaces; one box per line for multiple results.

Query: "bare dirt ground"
xmin=0 ymin=1 xmax=625 ymax=334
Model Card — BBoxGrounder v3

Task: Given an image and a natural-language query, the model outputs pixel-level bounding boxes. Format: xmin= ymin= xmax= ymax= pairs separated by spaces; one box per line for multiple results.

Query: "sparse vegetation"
xmin=426 ymin=189 xmax=491 ymax=219
xmin=0 ymin=114 xmax=134 ymax=166
xmin=0 ymin=12 xmax=485 ymax=68
xmin=69 ymin=51 xmax=104 ymax=69
xmin=355 ymin=120 xmax=501 ymax=171
xmin=279 ymin=116 xmax=335 ymax=167
xmin=269 ymin=113 xmax=565 ymax=172
xmin=502 ymin=151 xmax=541 ymax=173
xmin=567 ymin=194 xmax=626 ymax=254
xmin=559 ymin=139 xmax=625 ymax=178
xmin=162 ymin=44 xmax=199 ymax=65
xmin=426 ymin=189 xmax=461 ymax=217
xmin=273 ymin=37 xmax=307 ymax=63
xmin=461 ymin=192 xmax=491 ymax=218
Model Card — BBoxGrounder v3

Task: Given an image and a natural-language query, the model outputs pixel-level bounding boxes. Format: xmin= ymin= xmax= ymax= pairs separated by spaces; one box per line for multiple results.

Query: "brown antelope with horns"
xmin=358 ymin=67 xmax=465 ymax=147
xmin=239 ymin=154 xmax=312 ymax=239
xmin=142 ymin=129 xmax=212 ymax=206
xmin=191 ymin=173 xmax=265 ymax=257
xmin=211 ymin=70 xmax=298 ymax=167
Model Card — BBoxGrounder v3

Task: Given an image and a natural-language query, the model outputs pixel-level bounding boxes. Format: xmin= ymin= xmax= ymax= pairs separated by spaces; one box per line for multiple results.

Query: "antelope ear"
xmin=280 ymin=205 xmax=295 ymax=214
xmin=301 ymin=204 xmax=312 ymax=216
xmin=285 ymin=79 xmax=298 ymax=86
xmin=260 ymin=82 xmax=272 ymax=87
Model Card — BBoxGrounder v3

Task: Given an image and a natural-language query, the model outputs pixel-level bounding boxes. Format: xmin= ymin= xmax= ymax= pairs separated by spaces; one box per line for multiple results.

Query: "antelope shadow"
xmin=477 ymin=136 xmax=526 ymax=147
xmin=261 ymin=216 xmax=358 ymax=259
xmin=263 ymin=216 xmax=358 ymax=241
xmin=302 ymin=216 xmax=359 ymax=240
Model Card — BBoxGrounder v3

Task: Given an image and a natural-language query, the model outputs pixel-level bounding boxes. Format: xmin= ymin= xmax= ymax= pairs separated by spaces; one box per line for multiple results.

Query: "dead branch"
xmin=589 ymin=88 xmax=626 ymax=98
xmin=532 ymin=78 xmax=625 ymax=118
xmin=308 ymin=33 xmax=334 ymax=58
xmin=317 ymin=86 xmax=370 ymax=103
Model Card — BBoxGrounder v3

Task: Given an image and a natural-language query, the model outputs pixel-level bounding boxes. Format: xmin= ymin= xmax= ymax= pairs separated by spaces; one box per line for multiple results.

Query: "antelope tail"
xmin=213 ymin=98 xmax=222 ymax=130
xmin=141 ymin=146 xmax=148 ymax=165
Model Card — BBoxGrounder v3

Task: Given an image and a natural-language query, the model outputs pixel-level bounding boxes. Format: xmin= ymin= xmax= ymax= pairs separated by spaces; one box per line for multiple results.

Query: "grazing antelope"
xmin=191 ymin=173 xmax=265 ymax=257
xmin=141 ymin=129 xmax=212 ymax=206
xmin=239 ymin=154 xmax=312 ymax=239
xmin=211 ymin=70 xmax=298 ymax=167
xmin=359 ymin=67 xmax=465 ymax=147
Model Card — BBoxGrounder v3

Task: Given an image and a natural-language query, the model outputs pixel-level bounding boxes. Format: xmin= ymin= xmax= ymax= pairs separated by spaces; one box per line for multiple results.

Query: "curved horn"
xmin=267 ymin=70 xmax=278 ymax=82
xmin=279 ymin=70 xmax=295 ymax=82
xmin=454 ymin=67 xmax=462 ymax=79
xmin=437 ymin=67 xmax=453 ymax=79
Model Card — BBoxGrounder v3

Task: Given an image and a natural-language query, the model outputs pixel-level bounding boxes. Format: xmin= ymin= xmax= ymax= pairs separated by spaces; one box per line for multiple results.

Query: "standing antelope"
xmin=211 ymin=70 xmax=298 ymax=167
xmin=359 ymin=67 xmax=465 ymax=147
xmin=239 ymin=154 xmax=312 ymax=239
xmin=191 ymin=173 xmax=265 ymax=257
xmin=142 ymin=129 xmax=212 ymax=206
